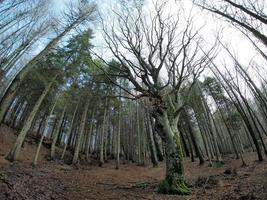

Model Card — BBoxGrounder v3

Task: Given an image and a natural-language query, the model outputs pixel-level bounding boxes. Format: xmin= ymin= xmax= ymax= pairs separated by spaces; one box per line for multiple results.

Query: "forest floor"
xmin=0 ymin=125 xmax=267 ymax=200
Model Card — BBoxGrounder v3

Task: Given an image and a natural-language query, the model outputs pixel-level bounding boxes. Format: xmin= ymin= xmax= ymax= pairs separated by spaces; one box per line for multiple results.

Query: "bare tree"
xmin=95 ymin=1 xmax=215 ymax=194
xmin=193 ymin=0 xmax=267 ymax=48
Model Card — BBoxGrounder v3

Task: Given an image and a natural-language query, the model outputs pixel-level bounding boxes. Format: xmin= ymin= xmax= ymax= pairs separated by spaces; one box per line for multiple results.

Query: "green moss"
xmin=158 ymin=125 xmax=191 ymax=195
xmin=173 ymin=132 xmax=185 ymax=174
xmin=158 ymin=176 xmax=191 ymax=195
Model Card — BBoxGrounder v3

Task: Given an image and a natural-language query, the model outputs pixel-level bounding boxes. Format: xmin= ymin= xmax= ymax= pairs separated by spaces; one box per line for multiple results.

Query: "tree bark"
xmin=85 ymin=109 xmax=95 ymax=161
xmin=156 ymin=109 xmax=190 ymax=195
xmin=145 ymin=110 xmax=159 ymax=167
xmin=72 ymin=100 xmax=90 ymax=164
xmin=99 ymin=98 xmax=108 ymax=167
xmin=183 ymin=111 xmax=205 ymax=165
xmin=115 ymin=100 xmax=121 ymax=169
xmin=61 ymin=102 xmax=79 ymax=159
xmin=33 ymin=99 xmax=57 ymax=167
xmin=50 ymin=106 xmax=66 ymax=159
xmin=136 ymin=103 xmax=142 ymax=165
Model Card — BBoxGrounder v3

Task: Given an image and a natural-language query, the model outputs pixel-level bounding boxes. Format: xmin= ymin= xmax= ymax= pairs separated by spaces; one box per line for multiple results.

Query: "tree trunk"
xmin=156 ymin=109 xmax=190 ymax=195
xmin=136 ymin=103 xmax=141 ymax=165
xmin=183 ymin=111 xmax=205 ymax=165
xmin=61 ymin=102 xmax=79 ymax=159
xmin=153 ymin=129 xmax=164 ymax=161
xmin=99 ymin=98 xmax=108 ymax=167
xmin=72 ymin=100 xmax=90 ymax=164
xmin=50 ymin=106 xmax=66 ymax=159
xmin=86 ymin=109 xmax=95 ymax=161
xmin=145 ymin=111 xmax=159 ymax=167
xmin=179 ymin=127 xmax=189 ymax=157
xmin=33 ymin=99 xmax=57 ymax=167
xmin=115 ymin=101 xmax=121 ymax=169
xmin=104 ymin=111 xmax=109 ymax=162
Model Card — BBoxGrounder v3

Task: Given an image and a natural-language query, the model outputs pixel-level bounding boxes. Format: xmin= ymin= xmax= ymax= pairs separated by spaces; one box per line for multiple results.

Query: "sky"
xmin=50 ymin=0 xmax=263 ymax=65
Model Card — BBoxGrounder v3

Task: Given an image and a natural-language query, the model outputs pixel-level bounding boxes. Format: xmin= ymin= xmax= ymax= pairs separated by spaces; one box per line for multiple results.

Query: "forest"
xmin=0 ymin=0 xmax=267 ymax=199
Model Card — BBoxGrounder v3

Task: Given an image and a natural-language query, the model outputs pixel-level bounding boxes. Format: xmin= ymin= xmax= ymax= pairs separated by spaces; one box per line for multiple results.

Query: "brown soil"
xmin=0 ymin=125 xmax=266 ymax=200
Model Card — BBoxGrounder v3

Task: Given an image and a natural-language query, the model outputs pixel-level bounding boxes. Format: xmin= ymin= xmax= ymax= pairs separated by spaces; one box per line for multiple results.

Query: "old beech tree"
xmin=98 ymin=1 xmax=215 ymax=194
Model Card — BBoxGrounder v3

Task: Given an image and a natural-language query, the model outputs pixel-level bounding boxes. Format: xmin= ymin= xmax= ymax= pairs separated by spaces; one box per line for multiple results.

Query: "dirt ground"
xmin=0 ymin=125 xmax=267 ymax=200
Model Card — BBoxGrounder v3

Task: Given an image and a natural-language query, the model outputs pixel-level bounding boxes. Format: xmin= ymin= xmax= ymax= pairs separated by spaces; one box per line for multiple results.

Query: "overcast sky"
xmin=51 ymin=0 xmax=262 ymax=61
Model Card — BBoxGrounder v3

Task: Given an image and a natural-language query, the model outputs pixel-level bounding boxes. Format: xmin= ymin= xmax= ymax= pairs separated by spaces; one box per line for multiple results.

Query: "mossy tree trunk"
xmin=155 ymin=106 xmax=190 ymax=195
